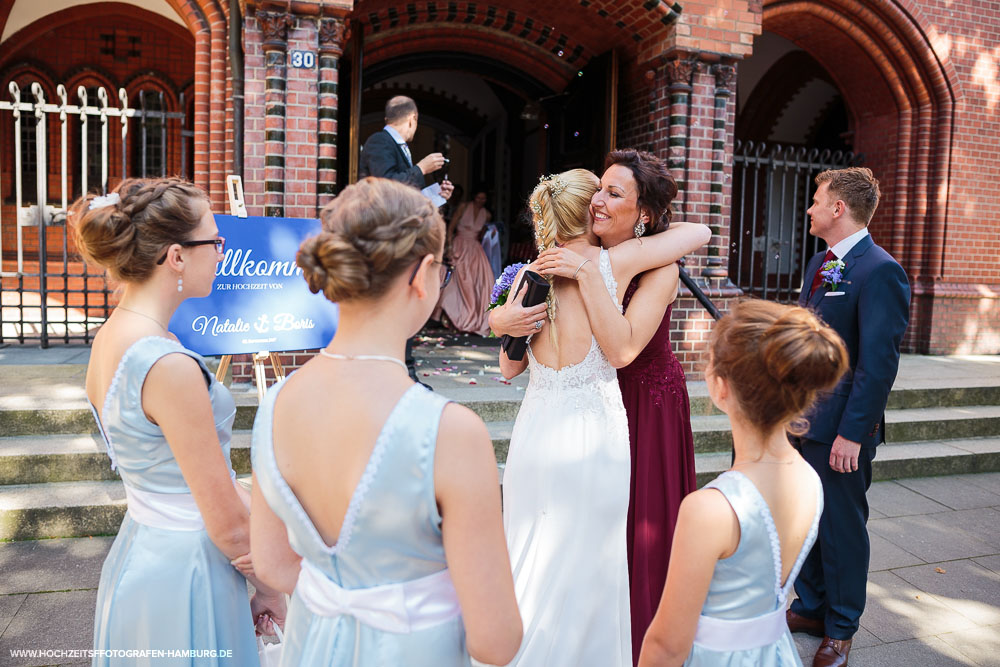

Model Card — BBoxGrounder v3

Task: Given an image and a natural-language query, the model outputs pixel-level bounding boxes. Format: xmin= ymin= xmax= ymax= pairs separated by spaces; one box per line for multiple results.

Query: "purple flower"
xmin=489 ymin=262 xmax=526 ymax=309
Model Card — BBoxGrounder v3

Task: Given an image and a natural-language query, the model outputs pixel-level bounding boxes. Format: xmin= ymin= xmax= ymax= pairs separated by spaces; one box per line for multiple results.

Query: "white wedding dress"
xmin=501 ymin=248 xmax=632 ymax=667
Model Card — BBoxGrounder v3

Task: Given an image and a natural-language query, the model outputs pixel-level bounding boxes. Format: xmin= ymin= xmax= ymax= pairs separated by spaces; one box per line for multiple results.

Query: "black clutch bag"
xmin=501 ymin=270 xmax=550 ymax=361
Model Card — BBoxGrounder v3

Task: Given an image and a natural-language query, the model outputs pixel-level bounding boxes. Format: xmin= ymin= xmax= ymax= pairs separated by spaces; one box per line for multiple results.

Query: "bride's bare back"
xmin=526 ymin=244 xmax=608 ymax=370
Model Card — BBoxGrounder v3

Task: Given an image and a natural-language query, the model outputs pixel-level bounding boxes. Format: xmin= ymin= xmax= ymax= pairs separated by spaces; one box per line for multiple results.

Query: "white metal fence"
xmin=0 ymin=82 xmax=190 ymax=345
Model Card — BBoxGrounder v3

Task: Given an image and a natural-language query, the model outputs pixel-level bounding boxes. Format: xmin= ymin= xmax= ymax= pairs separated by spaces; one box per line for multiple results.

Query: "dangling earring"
xmin=634 ymin=217 xmax=647 ymax=239
xmin=177 ymin=275 xmax=184 ymax=293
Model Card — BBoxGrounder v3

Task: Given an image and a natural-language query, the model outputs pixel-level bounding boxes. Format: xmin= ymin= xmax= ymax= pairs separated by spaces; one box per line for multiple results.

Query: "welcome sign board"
xmin=169 ymin=214 xmax=338 ymax=356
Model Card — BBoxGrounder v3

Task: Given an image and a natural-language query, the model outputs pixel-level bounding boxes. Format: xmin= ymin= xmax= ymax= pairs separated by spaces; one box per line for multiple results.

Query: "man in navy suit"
xmin=787 ymin=168 xmax=910 ymax=667
xmin=359 ymin=95 xmax=453 ymax=197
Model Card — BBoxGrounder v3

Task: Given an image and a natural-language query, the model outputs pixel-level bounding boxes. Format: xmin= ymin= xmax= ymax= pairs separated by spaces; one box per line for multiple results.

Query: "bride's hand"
xmin=535 ymin=247 xmax=591 ymax=281
xmin=490 ymin=279 xmax=548 ymax=337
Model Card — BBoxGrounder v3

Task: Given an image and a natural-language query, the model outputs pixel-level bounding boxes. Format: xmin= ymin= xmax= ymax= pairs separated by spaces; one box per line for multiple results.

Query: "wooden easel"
xmin=215 ymin=175 xmax=286 ymax=402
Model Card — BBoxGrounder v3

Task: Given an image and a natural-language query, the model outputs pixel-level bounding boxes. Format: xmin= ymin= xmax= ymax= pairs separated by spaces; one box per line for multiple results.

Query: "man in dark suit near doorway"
xmin=359 ymin=95 xmax=454 ymax=385
xmin=787 ymin=167 xmax=910 ymax=667
xmin=360 ymin=95 xmax=453 ymax=194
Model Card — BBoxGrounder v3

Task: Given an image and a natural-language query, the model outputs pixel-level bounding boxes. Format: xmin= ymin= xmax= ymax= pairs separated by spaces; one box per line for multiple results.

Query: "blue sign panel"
xmin=169 ymin=215 xmax=338 ymax=356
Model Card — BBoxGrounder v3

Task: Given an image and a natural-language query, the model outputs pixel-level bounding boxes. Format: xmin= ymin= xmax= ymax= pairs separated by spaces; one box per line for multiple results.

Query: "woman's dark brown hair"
xmin=71 ymin=178 xmax=208 ymax=283
xmin=297 ymin=177 xmax=444 ymax=303
xmin=604 ymin=148 xmax=678 ymax=236
xmin=709 ymin=299 xmax=849 ymax=434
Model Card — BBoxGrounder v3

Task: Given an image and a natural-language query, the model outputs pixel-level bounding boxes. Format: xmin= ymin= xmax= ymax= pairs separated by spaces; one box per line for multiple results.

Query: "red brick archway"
xmin=763 ymin=0 xmax=958 ymax=353
xmin=762 ymin=0 xmax=956 ymax=282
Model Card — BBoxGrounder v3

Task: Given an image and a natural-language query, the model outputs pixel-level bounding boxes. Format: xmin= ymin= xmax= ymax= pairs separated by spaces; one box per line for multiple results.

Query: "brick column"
xmin=705 ymin=62 xmax=736 ymax=282
xmin=663 ymin=56 xmax=698 ymax=217
xmin=257 ymin=10 xmax=292 ymax=217
xmin=317 ymin=17 xmax=348 ymax=210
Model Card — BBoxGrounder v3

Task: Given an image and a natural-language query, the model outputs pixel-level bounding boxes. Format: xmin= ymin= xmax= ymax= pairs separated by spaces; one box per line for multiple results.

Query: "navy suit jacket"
xmin=358 ymin=130 xmax=425 ymax=190
xmin=798 ymin=234 xmax=910 ymax=447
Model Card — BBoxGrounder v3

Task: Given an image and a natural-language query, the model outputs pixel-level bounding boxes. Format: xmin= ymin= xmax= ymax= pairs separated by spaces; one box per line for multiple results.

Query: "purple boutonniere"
xmin=820 ymin=258 xmax=846 ymax=291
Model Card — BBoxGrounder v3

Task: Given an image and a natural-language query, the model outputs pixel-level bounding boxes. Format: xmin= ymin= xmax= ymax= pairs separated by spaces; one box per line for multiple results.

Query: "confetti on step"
xmin=934 ymin=567 xmax=946 ymax=574
xmin=469 ymin=379 xmax=477 ymax=385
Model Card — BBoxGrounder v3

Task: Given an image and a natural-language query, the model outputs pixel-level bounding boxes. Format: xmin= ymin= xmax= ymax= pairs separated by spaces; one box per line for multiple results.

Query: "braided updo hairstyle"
xmin=604 ymin=149 xmax=677 ymax=237
xmin=529 ymin=169 xmax=599 ymax=333
xmin=71 ymin=178 xmax=209 ymax=283
xmin=709 ymin=299 xmax=849 ymax=435
xmin=297 ymin=178 xmax=444 ymax=303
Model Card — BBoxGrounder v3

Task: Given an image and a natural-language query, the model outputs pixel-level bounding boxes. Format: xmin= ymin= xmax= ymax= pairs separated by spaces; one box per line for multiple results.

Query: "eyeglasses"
xmin=156 ymin=237 xmax=226 ymax=265
xmin=408 ymin=259 xmax=453 ymax=290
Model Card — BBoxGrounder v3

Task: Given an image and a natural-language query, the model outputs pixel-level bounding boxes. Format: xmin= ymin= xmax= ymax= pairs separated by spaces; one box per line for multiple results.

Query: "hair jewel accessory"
xmin=88 ymin=192 xmax=120 ymax=210
xmin=529 ymin=199 xmax=543 ymax=218
xmin=538 ymin=174 xmax=568 ymax=197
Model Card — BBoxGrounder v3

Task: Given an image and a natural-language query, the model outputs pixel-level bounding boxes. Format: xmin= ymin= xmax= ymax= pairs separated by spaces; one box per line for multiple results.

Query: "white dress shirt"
xmin=383 ymin=125 xmax=412 ymax=165
xmin=830 ymin=227 xmax=870 ymax=259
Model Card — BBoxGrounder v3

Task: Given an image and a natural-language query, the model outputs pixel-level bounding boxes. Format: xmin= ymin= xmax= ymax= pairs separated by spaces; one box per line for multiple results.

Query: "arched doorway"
xmin=339 ymin=0 xmax=677 ymax=261
xmin=730 ymin=30 xmax=858 ymax=301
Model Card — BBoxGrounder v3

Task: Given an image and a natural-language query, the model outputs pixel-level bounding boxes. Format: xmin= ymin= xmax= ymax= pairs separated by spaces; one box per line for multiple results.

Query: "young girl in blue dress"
xmin=639 ymin=300 xmax=848 ymax=666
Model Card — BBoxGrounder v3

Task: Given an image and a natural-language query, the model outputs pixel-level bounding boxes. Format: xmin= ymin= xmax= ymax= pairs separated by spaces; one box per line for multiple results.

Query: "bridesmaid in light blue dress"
xmin=249 ymin=177 xmax=521 ymax=667
xmin=91 ymin=336 xmax=258 ymax=664
xmin=76 ymin=178 xmax=285 ymax=666
xmin=638 ymin=300 xmax=850 ymax=666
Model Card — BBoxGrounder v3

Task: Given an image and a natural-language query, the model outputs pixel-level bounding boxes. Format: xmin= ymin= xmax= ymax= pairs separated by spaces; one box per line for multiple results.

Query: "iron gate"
xmin=729 ymin=141 xmax=859 ymax=302
xmin=1 ymin=83 xmax=189 ymax=346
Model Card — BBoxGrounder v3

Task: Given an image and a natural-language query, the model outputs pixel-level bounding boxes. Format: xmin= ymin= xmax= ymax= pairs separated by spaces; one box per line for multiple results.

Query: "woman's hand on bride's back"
xmin=534 ymin=247 xmax=590 ymax=280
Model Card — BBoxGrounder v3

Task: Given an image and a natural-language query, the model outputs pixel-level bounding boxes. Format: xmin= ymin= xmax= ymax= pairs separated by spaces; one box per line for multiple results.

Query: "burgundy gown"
xmin=618 ymin=276 xmax=697 ymax=665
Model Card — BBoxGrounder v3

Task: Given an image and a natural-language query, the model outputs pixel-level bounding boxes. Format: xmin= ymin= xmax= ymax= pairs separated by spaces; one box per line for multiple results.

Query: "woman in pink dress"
xmin=438 ymin=189 xmax=494 ymax=335
xmin=492 ymin=150 xmax=701 ymax=665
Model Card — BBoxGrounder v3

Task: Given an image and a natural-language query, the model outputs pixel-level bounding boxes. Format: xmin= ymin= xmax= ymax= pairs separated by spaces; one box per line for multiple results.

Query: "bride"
xmin=496 ymin=170 xmax=710 ymax=667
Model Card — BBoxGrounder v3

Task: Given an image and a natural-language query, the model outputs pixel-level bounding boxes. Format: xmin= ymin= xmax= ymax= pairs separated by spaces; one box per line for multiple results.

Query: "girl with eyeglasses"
xmin=74 ymin=178 xmax=284 ymax=666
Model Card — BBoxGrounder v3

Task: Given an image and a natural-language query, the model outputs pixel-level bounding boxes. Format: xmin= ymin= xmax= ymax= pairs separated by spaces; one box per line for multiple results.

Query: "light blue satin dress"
xmin=685 ymin=470 xmax=822 ymax=666
xmin=90 ymin=336 xmax=257 ymax=666
xmin=252 ymin=380 xmax=471 ymax=667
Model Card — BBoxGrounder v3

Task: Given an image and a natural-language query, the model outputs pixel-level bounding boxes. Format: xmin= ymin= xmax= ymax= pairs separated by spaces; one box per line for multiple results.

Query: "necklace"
xmin=318 ymin=348 xmax=407 ymax=372
xmin=115 ymin=305 xmax=169 ymax=331
xmin=732 ymin=458 xmax=798 ymax=466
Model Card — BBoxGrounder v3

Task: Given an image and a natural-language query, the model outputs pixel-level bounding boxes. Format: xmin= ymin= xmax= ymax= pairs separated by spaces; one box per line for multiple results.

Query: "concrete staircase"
xmin=2 ymin=348 xmax=1000 ymax=541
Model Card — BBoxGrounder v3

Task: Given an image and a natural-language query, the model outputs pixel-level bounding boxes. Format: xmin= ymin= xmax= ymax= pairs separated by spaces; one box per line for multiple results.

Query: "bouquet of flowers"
xmin=820 ymin=258 xmax=846 ymax=291
xmin=489 ymin=262 xmax=526 ymax=311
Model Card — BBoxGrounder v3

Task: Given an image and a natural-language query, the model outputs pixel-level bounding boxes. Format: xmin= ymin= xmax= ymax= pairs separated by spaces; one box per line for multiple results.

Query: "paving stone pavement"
xmin=0 ymin=473 xmax=996 ymax=665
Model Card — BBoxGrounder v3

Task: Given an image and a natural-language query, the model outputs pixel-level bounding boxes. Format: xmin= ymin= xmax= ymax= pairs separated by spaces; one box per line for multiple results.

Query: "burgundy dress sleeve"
xmin=617 ymin=274 xmax=697 ymax=665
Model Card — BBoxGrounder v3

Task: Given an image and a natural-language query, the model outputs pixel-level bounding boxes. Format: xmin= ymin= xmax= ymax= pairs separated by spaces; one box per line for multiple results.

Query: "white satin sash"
xmin=692 ymin=606 xmax=788 ymax=652
xmin=123 ymin=485 xmax=204 ymax=531
xmin=295 ymin=559 xmax=462 ymax=634
xmin=123 ymin=472 xmax=239 ymax=531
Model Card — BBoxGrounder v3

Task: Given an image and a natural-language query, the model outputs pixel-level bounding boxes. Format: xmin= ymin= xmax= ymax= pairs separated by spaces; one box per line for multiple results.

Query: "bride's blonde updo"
xmin=297 ymin=177 xmax=444 ymax=303
xmin=529 ymin=169 xmax=599 ymax=329
xmin=709 ymin=299 xmax=849 ymax=434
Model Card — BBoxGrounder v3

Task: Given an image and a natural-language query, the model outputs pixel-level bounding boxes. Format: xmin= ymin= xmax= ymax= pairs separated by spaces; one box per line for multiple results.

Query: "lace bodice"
xmin=524 ymin=249 xmax=627 ymax=420
xmin=699 ymin=470 xmax=823 ymax=620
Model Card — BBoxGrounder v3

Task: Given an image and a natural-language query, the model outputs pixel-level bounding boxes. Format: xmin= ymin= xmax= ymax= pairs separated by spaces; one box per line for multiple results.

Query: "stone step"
xmin=3 ymin=438 xmax=998 ymax=540
xmin=487 ymin=405 xmax=1000 ymax=456
xmin=4 ymin=405 xmax=1000 ymax=485
xmin=0 ymin=432 xmax=253 ymax=485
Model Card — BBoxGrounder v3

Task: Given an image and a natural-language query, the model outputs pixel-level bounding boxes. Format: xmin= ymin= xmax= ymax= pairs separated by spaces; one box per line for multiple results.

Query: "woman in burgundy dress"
xmin=492 ymin=150 xmax=703 ymax=665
